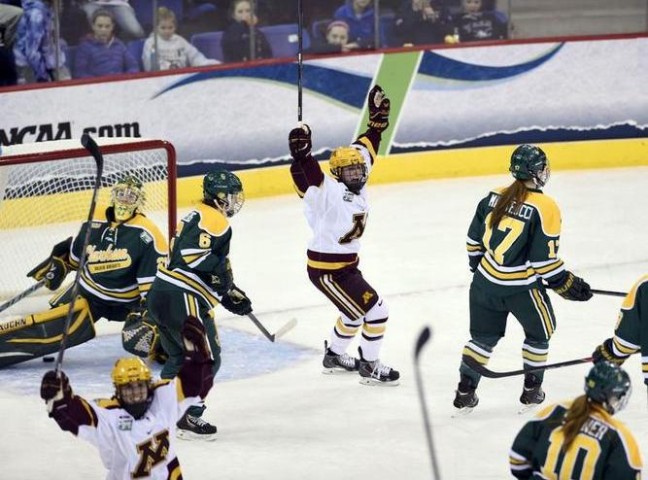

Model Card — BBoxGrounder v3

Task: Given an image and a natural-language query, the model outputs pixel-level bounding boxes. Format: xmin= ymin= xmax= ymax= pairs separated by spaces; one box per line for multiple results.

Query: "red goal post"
xmin=0 ymin=137 xmax=177 ymax=302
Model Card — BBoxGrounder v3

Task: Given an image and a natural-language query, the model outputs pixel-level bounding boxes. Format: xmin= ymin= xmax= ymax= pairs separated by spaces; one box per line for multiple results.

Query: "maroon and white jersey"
xmin=291 ymin=131 xmax=380 ymax=271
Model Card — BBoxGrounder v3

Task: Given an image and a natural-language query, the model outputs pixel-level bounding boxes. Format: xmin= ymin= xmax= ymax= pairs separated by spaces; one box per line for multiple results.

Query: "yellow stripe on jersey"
xmin=462 ymin=346 xmax=489 ymax=364
xmin=621 ymin=275 xmax=648 ymax=310
xmin=480 ymin=257 xmax=535 ymax=280
xmin=466 ymin=243 xmax=483 ymax=252
xmin=531 ymin=289 xmax=554 ymax=337
xmin=307 ymin=259 xmax=358 ymax=270
xmin=524 ymin=191 xmax=562 ymax=237
xmin=356 ymin=136 xmax=377 ymax=162
xmin=157 ymin=266 xmax=219 ymax=306
xmin=595 ymin=406 xmax=644 ymax=470
xmin=95 ymin=398 xmax=122 ymax=409
xmin=534 ymin=259 xmax=564 ymax=276
xmin=613 ymin=337 xmax=638 ymax=355
xmin=195 ymin=203 xmax=229 ymax=236
xmin=80 ymin=270 xmax=140 ymax=300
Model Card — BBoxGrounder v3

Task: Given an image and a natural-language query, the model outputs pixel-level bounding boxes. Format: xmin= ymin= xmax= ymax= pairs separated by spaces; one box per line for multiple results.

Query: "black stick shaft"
xmin=464 ymin=355 xmax=592 ymax=379
xmin=0 ymin=280 xmax=45 ymax=314
xmin=297 ymin=0 xmax=303 ymax=122
xmin=591 ymin=289 xmax=626 ymax=298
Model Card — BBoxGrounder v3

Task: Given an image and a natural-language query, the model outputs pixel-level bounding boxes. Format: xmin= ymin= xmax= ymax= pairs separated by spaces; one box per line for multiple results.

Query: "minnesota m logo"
xmin=132 ymin=430 xmax=170 ymax=478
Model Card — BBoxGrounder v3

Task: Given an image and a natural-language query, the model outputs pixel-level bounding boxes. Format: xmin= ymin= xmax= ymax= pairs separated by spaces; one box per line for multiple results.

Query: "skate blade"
xmin=322 ymin=367 xmax=358 ymax=375
xmin=176 ymin=430 xmax=217 ymax=442
xmin=451 ymin=407 xmax=475 ymax=418
xmin=518 ymin=403 xmax=541 ymax=415
xmin=358 ymin=377 xmax=400 ymax=387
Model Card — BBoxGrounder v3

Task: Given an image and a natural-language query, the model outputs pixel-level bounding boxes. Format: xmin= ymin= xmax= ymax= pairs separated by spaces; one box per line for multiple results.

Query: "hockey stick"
xmin=464 ymin=355 xmax=592 ymax=379
xmin=413 ymin=326 xmax=442 ymax=479
xmin=296 ymin=0 xmax=303 ymax=123
xmin=54 ymin=133 xmax=104 ymax=374
xmin=247 ymin=313 xmax=297 ymax=342
xmin=591 ymin=289 xmax=626 ymax=298
xmin=0 ymin=280 xmax=45 ymax=314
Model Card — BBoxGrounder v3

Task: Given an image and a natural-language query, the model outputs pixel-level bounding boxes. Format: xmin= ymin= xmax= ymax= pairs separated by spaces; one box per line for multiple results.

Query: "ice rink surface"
xmin=2 ymin=166 xmax=647 ymax=479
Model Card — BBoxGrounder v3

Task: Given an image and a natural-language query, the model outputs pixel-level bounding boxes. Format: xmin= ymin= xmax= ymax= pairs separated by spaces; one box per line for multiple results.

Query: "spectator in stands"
xmin=221 ymin=0 xmax=272 ymax=63
xmin=142 ymin=7 xmax=219 ymax=71
xmin=73 ymin=9 xmax=139 ymax=78
xmin=393 ymin=0 xmax=451 ymax=46
xmin=0 ymin=3 xmax=22 ymax=85
xmin=333 ymin=0 xmax=375 ymax=49
xmin=450 ymin=0 xmax=507 ymax=42
xmin=12 ymin=0 xmax=70 ymax=83
xmin=306 ymin=20 xmax=359 ymax=55
xmin=81 ymin=0 xmax=144 ymax=40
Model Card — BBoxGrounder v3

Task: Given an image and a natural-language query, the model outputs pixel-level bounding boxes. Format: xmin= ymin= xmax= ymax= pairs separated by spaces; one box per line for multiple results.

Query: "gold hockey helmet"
xmin=111 ymin=356 xmax=152 ymax=385
xmin=111 ymin=357 xmax=153 ymax=418
xmin=111 ymin=176 xmax=145 ymax=221
xmin=329 ymin=147 xmax=368 ymax=193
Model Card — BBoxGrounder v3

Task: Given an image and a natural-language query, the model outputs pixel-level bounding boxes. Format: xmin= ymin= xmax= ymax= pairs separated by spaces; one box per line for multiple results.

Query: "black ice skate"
xmin=176 ymin=410 xmax=217 ymax=441
xmin=519 ymin=374 xmax=545 ymax=414
xmin=322 ymin=341 xmax=359 ymax=374
xmin=453 ymin=375 xmax=479 ymax=415
xmin=358 ymin=347 xmax=400 ymax=386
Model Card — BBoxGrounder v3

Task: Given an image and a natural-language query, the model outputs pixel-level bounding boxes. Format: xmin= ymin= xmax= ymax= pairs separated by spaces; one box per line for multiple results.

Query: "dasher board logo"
xmin=0 ymin=122 xmax=142 ymax=146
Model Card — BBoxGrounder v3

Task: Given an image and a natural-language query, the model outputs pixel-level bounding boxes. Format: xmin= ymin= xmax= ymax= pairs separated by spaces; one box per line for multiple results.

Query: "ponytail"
xmin=561 ymin=395 xmax=592 ymax=452
xmin=489 ymin=180 xmax=529 ymax=229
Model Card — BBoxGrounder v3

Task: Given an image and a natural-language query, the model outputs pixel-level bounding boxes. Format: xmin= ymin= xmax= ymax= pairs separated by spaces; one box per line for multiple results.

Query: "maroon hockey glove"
xmin=367 ymin=85 xmax=390 ymax=133
xmin=181 ymin=316 xmax=212 ymax=362
xmin=288 ymin=124 xmax=312 ymax=161
xmin=40 ymin=370 xmax=72 ymax=415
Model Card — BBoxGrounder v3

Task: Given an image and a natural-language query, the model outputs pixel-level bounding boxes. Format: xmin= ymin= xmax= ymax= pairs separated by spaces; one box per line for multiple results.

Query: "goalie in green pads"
xmin=0 ymin=177 xmax=168 ymax=367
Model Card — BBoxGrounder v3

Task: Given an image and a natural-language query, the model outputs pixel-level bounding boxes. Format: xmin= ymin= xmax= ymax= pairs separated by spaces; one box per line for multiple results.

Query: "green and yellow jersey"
xmin=154 ymin=203 xmax=231 ymax=309
xmin=69 ymin=208 xmax=167 ymax=307
xmin=510 ymin=400 xmax=642 ymax=479
xmin=467 ymin=187 xmax=565 ymax=295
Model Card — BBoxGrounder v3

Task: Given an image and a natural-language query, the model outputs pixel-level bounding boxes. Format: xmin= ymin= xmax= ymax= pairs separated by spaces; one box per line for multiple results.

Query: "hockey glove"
xmin=40 ymin=370 xmax=72 ymax=415
xmin=549 ymin=271 xmax=593 ymax=301
xmin=181 ymin=316 xmax=212 ymax=362
xmin=27 ymin=237 xmax=73 ymax=290
xmin=122 ymin=308 xmax=160 ymax=359
xmin=210 ymin=258 xmax=234 ymax=295
xmin=220 ymin=285 xmax=252 ymax=316
xmin=591 ymin=339 xmax=625 ymax=365
xmin=288 ymin=124 xmax=312 ymax=161
xmin=367 ymin=85 xmax=390 ymax=133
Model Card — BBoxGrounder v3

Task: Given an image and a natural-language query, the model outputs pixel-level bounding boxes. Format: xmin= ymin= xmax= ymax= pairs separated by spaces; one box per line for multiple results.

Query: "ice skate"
xmin=518 ymin=374 xmax=545 ymax=414
xmin=452 ymin=375 xmax=479 ymax=417
xmin=176 ymin=411 xmax=217 ymax=441
xmin=322 ymin=341 xmax=359 ymax=374
xmin=358 ymin=347 xmax=400 ymax=386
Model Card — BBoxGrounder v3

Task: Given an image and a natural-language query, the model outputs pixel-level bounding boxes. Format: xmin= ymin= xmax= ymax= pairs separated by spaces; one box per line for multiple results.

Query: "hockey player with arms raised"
xmin=0 ymin=177 xmax=168 ymax=367
xmin=40 ymin=315 xmax=215 ymax=479
xmin=147 ymin=168 xmax=252 ymax=439
xmin=288 ymin=84 xmax=399 ymax=386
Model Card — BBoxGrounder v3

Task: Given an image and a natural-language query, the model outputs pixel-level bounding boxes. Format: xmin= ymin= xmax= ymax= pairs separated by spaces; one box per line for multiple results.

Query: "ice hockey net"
xmin=0 ymin=137 xmax=176 ymax=302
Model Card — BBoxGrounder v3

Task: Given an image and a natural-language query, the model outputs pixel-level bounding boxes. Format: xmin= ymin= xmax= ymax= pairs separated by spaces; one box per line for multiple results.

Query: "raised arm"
xmin=289 ymin=124 xmax=324 ymax=197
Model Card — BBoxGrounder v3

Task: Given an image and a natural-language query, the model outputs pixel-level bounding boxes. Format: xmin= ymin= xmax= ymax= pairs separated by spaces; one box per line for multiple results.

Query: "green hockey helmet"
xmin=111 ymin=176 xmax=144 ymax=221
xmin=509 ymin=144 xmax=550 ymax=187
xmin=584 ymin=361 xmax=632 ymax=414
xmin=203 ymin=169 xmax=245 ymax=217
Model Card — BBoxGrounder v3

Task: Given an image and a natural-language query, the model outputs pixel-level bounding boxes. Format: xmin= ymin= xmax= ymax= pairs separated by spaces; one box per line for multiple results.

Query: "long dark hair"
xmin=489 ymin=180 xmax=528 ymax=228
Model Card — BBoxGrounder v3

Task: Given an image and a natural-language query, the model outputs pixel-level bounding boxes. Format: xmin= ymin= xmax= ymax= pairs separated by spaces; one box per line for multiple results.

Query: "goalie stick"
xmin=247 ymin=313 xmax=297 ymax=343
xmin=0 ymin=280 xmax=45 ymax=314
xmin=54 ymin=133 xmax=104 ymax=374
xmin=413 ymin=326 xmax=442 ymax=479
xmin=464 ymin=355 xmax=592 ymax=379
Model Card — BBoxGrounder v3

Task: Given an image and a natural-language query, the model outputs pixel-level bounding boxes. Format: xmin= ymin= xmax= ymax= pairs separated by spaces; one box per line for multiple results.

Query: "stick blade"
xmin=272 ymin=318 xmax=297 ymax=341
xmin=414 ymin=326 xmax=431 ymax=360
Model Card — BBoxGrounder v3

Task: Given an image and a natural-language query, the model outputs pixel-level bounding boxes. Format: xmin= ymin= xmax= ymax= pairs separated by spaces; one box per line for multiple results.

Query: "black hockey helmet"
xmin=584 ymin=361 xmax=632 ymax=414
xmin=509 ymin=144 xmax=549 ymax=187
xmin=203 ymin=169 xmax=245 ymax=217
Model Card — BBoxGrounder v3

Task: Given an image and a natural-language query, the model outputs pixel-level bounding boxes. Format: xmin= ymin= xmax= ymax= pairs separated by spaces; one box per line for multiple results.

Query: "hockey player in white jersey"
xmin=39 ymin=315 xmax=214 ymax=479
xmin=288 ymin=84 xmax=399 ymax=386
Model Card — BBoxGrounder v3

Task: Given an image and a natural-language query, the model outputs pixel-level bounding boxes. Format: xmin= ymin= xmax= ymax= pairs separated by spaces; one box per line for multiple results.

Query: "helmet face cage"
xmin=111 ymin=177 xmax=144 ymax=221
xmin=509 ymin=145 xmax=550 ymax=188
xmin=329 ymin=147 xmax=368 ymax=193
xmin=203 ymin=170 xmax=245 ymax=217
xmin=584 ymin=361 xmax=632 ymax=414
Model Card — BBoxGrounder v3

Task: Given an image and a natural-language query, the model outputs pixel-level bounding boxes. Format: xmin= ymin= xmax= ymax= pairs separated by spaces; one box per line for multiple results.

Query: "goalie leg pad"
xmin=122 ymin=311 xmax=161 ymax=359
xmin=0 ymin=298 xmax=95 ymax=368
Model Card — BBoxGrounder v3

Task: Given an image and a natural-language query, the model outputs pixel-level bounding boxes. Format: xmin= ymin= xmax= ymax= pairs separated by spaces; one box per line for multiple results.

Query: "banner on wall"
xmin=1 ymin=37 xmax=646 ymax=176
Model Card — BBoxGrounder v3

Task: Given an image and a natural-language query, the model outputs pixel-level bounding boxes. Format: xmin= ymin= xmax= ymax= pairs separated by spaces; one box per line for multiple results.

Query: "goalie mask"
xmin=584 ymin=361 xmax=632 ymax=415
xmin=112 ymin=357 xmax=153 ymax=419
xmin=203 ymin=169 xmax=245 ymax=217
xmin=329 ymin=147 xmax=368 ymax=194
xmin=509 ymin=144 xmax=550 ymax=188
xmin=111 ymin=176 xmax=144 ymax=221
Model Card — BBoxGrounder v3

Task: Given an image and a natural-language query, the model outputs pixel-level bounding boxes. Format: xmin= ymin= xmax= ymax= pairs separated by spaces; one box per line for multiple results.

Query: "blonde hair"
xmin=157 ymin=6 xmax=176 ymax=25
xmin=561 ymin=395 xmax=592 ymax=452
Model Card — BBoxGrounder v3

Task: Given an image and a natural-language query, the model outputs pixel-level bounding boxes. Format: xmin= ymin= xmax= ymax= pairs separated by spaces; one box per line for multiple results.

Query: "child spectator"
xmin=333 ymin=0 xmax=375 ymax=49
xmin=221 ymin=0 xmax=272 ymax=63
xmin=451 ymin=0 xmax=507 ymax=42
xmin=81 ymin=0 xmax=144 ymax=39
xmin=73 ymin=9 xmax=139 ymax=78
xmin=306 ymin=20 xmax=359 ymax=55
xmin=12 ymin=0 xmax=70 ymax=83
xmin=142 ymin=7 xmax=219 ymax=71
xmin=393 ymin=0 xmax=451 ymax=46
